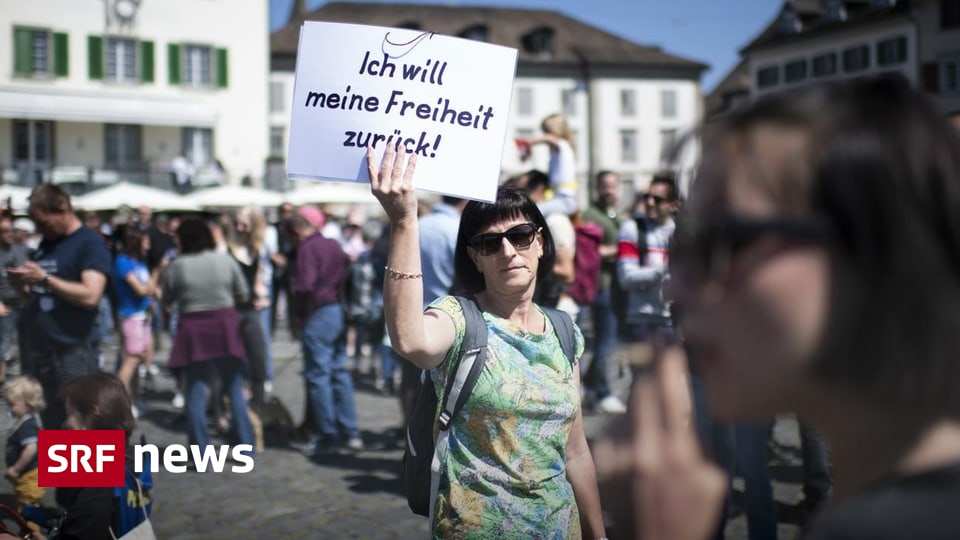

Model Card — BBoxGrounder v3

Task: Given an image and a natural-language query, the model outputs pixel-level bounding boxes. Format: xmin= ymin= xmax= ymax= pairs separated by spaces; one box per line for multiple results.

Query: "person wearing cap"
xmin=289 ymin=205 xmax=363 ymax=456
xmin=7 ymin=184 xmax=112 ymax=430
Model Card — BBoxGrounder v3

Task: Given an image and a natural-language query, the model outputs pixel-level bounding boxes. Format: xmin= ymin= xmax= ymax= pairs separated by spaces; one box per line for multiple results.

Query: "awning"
xmin=0 ymin=87 xmax=217 ymax=127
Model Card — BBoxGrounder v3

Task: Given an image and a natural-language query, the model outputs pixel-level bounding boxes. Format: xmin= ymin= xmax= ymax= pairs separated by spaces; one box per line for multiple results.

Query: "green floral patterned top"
xmin=428 ymin=296 xmax=585 ymax=540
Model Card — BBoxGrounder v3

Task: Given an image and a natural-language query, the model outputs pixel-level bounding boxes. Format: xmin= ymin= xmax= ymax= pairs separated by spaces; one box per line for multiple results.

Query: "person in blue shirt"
xmin=113 ymin=228 xmax=163 ymax=405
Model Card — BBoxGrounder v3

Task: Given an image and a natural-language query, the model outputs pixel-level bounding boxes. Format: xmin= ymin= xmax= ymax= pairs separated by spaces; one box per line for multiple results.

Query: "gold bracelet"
xmin=385 ymin=265 xmax=423 ymax=280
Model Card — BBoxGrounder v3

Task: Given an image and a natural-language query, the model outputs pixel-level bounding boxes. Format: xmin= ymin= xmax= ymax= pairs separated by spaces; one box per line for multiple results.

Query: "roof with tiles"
xmin=742 ymin=0 xmax=910 ymax=53
xmin=271 ymin=1 xmax=707 ymax=74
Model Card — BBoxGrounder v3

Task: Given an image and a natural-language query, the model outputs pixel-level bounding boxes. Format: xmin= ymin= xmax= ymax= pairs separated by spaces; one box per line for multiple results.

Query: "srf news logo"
xmin=38 ymin=430 xmax=254 ymax=487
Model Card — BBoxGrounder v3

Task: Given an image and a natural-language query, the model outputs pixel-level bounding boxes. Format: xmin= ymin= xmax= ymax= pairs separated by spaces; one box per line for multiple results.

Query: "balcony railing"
xmin=1 ymin=161 xmax=226 ymax=195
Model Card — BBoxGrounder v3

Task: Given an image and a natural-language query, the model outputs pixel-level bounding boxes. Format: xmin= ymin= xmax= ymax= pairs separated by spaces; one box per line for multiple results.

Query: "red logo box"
xmin=38 ymin=430 xmax=126 ymax=487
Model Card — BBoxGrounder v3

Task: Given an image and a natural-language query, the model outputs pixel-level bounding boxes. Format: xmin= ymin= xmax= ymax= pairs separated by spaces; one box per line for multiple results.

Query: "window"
xmin=877 ymin=36 xmax=908 ymax=66
xmin=562 ymin=89 xmax=577 ymax=116
xmin=460 ymin=25 xmax=488 ymax=42
xmin=757 ymin=66 xmax=779 ymax=88
xmin=105 ymin=124 xmax=142 ymax=168
xmin=521 ymin=27 xmax=554 ymax=58
xmin=270 ymin=126 xmax=285 ymax=157
xmin=13 ymin=27 xmax=67 ymax=77
xmin=779 ymin=8 xmax=802 ymax=33
xmin=105 ymin=37 xmax=137 ymax=82
xmin=660 ymin=129 xmax=678 ymax=159
xmin=942 ymin=58 xmax=960 ymax=94
xmin=182 ymin=127 xmax=213 ymax=167
xmin=812 ymin=52 xmax=838 ymax=77
xmin=620 ymin=129 xmax=638 ymax=163
xmin=824 ymin=0 xmax=847 ymax=21
xmin=184 ymin=45 xmax=212 ymax=87
xmin=620 ymin=89 xmax=636 ymax=116
xmin=784 ymin=59 xmax=808 ymax=83
xmin=660 ymin=89 xmax=677 ymax=118
xmin=944 ymin=0 xmax=960 ymax=28
xmin=270 ymin=81 xmax=286 ymax=112
xmin=169 ymin=44 xmax=227 ymax=88
xmin=13 ymin=121 xmax=53 ymax=162
xmin=516 ymin=87 xmax=533 ymax=116
xmin=843 ymin=45 xmax=871 ymax=73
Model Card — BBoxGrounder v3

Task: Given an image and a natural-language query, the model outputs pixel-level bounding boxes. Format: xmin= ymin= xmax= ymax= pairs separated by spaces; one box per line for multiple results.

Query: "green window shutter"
xmin=14 ymin=28 xmax=33 ymax=75
xmin=53 ymin=32 xmax=68 ymax=77
xmin=168 ymin=43 xmax=181 ymax=85
xmin=88 ymin=35 xmax=103 ymax=79
xmin=216 ymin=47 xmax=228 ymax=88
xmin=140 ymin=40 xmax=154 ymax=83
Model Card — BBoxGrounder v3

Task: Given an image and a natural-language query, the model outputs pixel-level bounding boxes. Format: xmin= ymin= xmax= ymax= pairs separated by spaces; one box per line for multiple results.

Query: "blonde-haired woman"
xmin=523 ymin=112 xmax=578 ymax=216
xmin=226 ymin=207 xmax=271 ymax=408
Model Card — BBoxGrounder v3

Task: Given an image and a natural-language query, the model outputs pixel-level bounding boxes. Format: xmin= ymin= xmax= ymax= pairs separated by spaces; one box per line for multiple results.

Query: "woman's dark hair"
xmin=713 ymin=74 xmax=960 ymax=419
xmin=176 ymin=217 xmax=216 ymax=255
xmin=121 ymin=227 xmax=145 ymax=258
xmin=454 ymin=187 xmax=556 ymax=295
xmin=60 ymin=373 xmax=135 ymax=441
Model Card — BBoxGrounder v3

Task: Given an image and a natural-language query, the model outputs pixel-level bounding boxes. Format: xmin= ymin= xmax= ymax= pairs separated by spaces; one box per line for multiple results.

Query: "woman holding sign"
xmin=368 ymin=145 xmax=606 ymax=539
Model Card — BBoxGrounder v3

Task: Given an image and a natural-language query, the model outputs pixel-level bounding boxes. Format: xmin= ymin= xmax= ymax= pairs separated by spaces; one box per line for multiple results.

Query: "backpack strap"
xmin=429 ymin=295 xmax=488 ymax=524
xmin=436 ymin=296 xmax=488 ymax=431
xmin=541 ymin=306 xmax=576 ymax=366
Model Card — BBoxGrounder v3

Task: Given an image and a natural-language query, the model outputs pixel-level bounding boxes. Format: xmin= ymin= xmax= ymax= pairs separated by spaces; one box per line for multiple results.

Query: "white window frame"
xmin=561 ymin=89 xmax=577 ymax=117
xmin=32 ymin=29 xmax=52 ymax=75
xmin=270 ymin=81 xmax=286 ymax=113
xmin=183 ymin=44 xmax=213 ymax=88
xmin=660 ymin=89 xmax=677 ymax=118
xmin=270 ymin=126 xmax=285 ymax=157
xmin=621 ymin=89 xmax=636 ymax=117
xmin=183 ymin=127 xmax=213 ymax=167
xmin=105 ymin=37 xmax=139 ymax=82
xmin=516 ymin=87 xmax=533 ymax=117
xmin=620 ymin=129 xmax=638 ymax=163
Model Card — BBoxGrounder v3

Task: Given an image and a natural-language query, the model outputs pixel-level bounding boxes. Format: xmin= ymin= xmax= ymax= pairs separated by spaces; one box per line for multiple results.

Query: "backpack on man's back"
xmin=401 ymin=296 xmax=577 ymax=519
xmin=567 ymin=222 xmax=605 ymax=305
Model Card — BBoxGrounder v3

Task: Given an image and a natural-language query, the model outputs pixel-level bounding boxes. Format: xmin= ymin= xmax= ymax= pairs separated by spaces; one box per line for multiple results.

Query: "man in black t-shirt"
xmin=7 ymin=184 xmax=112 ymax=430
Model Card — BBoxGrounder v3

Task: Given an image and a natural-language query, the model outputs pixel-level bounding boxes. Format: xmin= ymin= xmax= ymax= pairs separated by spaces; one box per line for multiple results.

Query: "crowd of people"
xmin=0 ymin=74 xmax=957 ymax=538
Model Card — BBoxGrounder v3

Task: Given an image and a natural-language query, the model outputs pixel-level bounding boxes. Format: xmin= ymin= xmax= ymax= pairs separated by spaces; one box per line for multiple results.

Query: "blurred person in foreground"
xmin=593 ymin=75 xmax=960 ymax=539
xmin=368 ymin=144 xmax=605 ymax=538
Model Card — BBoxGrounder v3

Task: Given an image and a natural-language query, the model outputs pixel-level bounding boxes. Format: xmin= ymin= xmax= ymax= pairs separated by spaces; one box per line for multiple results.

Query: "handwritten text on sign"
xmin=287 ymin=22 xmax=518 ymax=202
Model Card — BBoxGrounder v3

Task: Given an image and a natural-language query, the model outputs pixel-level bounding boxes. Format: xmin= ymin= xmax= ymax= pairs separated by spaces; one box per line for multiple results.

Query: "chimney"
xmin=288 ymin=0 xmax=310 ymax=24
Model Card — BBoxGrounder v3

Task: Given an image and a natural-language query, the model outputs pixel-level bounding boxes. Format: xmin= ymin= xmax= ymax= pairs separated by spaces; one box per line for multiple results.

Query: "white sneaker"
xmin=138 ymin=365 xmax=147 ymax=379
xmin=263 ymin=381 xmax=273 ymax=396
xmin=147 ymin=364 xmax=160 ymax=376
xmin=171 ymin=393 xmax=185 ymax=409
xmin=597 ymin=395 xmax=627 ymax=414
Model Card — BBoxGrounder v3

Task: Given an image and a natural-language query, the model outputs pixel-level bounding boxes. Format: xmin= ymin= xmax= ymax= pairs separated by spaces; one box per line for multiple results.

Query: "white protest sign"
xmin=287 ymin=22 xmax=518 ymax=203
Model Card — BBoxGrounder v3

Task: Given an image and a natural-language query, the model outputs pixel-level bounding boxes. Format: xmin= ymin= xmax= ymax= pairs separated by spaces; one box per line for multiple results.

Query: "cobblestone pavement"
xmin=0 ymin=323 xmax=809 ymax=539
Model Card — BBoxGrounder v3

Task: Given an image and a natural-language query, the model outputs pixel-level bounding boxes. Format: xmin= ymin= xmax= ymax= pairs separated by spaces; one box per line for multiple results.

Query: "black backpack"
xmin=402 ymin=296 xmax=577 ymax=518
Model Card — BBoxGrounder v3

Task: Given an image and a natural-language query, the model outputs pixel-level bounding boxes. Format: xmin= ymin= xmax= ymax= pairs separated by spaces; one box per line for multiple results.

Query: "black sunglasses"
xmin=642 ymin=192 xmax=668 ymax=205
xmin=468 ymin=222 xmax=540 ymax=256
xmin=670 ymin=217 xmax=830 ymax=283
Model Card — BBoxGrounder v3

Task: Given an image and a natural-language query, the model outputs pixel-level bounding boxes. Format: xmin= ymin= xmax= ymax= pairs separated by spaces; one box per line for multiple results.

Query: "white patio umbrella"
xmin=0 ymin=185 xmax=31 ymax=213
xmin=186 ymin=185 xmax=286 ymax=209
xmin=73 ymin=182 xmax=200 ymax=212
xmin=284 ymin=182 xmax=378 ymax=206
